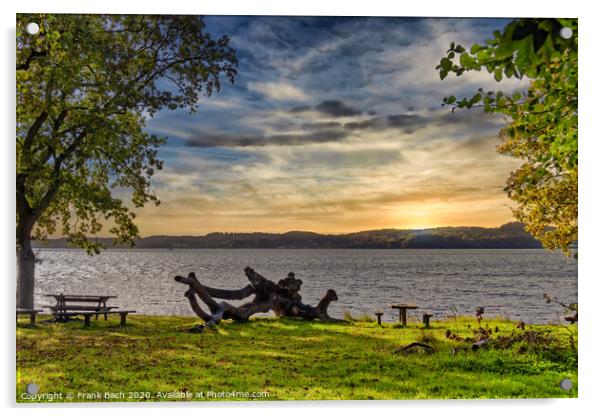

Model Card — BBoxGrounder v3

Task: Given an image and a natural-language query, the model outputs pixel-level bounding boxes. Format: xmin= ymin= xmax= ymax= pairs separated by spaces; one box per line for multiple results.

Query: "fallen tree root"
xmin=394 ymin=342 xmax=435 ymax=354
xmin=175 ymin=267 xmax=340 ymax=327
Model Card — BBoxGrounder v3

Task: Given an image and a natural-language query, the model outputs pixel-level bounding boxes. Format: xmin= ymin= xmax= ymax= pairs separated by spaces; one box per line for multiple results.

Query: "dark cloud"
xmin=287 ymin=100 xmax=362 ymax=117
xmin=185 ymin=133 xmax=264 ymax=148
xmin=289 ymin=105 xmax=311 ymax=113
xmin=340 ymin=113 xmax=426 ymax=134
xmin=315 ymin=100 xmax=362 ymax=117
xmin=385 ymin=114 xmax=427 ymax=133
xmin=288 ymin=148 xmax=404 ymax=170
xmin=341 ymin=111 xmax=503 ymax=134
xmin=184 ymin=107 xmax=504 ymax=149
xmin=300 ymin=121 xmax=342 ymax=130
xmin=186 ymin=129 xmax=349 ymax=148
xmin=386 ymin=114 xmax=426 ymax=128
xmin=344 ymin=117 xmax=385 ymax=130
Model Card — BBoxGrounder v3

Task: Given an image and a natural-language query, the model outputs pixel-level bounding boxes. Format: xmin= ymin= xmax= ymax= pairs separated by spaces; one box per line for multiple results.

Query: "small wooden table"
xmin=391 ymin=304 xmax=418 ymax=326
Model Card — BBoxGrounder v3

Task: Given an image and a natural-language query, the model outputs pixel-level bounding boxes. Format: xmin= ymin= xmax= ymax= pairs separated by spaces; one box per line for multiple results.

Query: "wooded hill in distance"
xmin=34 ymin=222 xmax=545 ymax=249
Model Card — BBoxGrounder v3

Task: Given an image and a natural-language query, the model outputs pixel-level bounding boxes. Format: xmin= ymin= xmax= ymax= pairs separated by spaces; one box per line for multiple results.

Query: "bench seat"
xmin=16 ymin=308 xmax=44 ymax=326
xmin=53 ymin=310 xmax=136 ymax=327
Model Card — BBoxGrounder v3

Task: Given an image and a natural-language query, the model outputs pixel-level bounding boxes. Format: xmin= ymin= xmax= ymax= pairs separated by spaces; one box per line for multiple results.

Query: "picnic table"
xmin=43 ymin=293 xmax=135 ymax=327
xmin=391 ymin=304 xmax=418 ymax=326
xmin=45 ymin=294 xmax=117 ymax=319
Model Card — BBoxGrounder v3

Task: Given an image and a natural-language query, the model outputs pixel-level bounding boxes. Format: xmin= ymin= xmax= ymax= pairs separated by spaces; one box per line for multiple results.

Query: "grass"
xmin=16 ymin=314 xmax=577 ymax=402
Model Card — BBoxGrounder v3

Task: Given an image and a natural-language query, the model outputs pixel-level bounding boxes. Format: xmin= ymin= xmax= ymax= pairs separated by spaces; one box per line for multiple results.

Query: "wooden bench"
xmin=52 ymin=310 xmax=136 ymax=327
xmin=44 ymin=304 xmax=119 ymax=318
xmin=16 ymin=308 xmax=44 ymax=326
xmin=391 ymin=304 xmax=418 ymax=326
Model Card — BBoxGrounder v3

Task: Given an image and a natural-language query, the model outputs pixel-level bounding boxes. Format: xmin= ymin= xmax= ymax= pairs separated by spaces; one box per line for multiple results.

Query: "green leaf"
xmin=459 ymin=52 xmax=474 ymax=67
xmin=494 ymin=68 xmax=503 ymax=82
xmin=476 ymin=49 xmax=490 ymax=62
xmin=515 ymin=36 xmax=536 ymax=74
xmin=440 ymin=58 xmax=452 ymax=72
xmin=470 ymin=43 xmax=485 ymax=54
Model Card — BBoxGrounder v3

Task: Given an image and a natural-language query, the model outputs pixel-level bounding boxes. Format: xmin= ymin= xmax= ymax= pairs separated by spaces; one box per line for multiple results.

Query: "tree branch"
xmin=22 ymin=112 xmax=48 ymax=152
xmin=17 ymin=49 xmax=48 ymax=71
xmin=31 ymin=129 xmax=88 ymax=219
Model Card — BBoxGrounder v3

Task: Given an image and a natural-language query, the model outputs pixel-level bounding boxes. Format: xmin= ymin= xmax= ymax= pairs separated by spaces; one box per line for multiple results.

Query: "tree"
xmin=437 ymin=19 xmax=577 ymax=254
xmin=16 ymin=14 xmax=238 ymax=308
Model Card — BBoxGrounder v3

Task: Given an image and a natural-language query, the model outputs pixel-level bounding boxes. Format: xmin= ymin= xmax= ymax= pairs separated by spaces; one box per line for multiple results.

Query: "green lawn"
xmin=16 ymin=314 xmax=577 ymax=402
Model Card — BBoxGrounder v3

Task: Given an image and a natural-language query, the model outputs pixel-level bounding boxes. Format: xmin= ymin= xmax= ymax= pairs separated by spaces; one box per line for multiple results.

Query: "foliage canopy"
xmin=437 ymin=18 xmax=577 ymax=253
xmin=16 ymin=14 xmax=238 ymax=253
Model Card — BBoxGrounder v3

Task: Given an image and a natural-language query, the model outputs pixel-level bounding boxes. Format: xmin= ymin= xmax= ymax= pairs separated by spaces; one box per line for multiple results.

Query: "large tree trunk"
xmin=16 ymin=175 xmax=38 ymax=310
xmin=175 ymin=266 xmax=341 ymax=328
xmin=16 ymin=235 xmax=35 ymax=309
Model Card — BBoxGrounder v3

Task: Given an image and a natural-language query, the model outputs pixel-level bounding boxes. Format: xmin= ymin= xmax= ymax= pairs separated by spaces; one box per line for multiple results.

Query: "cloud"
xmin=286 ymin=147 xmax=405 ymax=170
xmin=287 ymin=100 xmax=362 ymax=117
xmin=183 ymin=106 xmax=504 ymax=149
xmin=185 ymin=129 xmax=350 ymax=147
xmin=289 ymin=105 xmax=311 ymax=113
xmin=300 ymin=121 xmax=342 ymax=130
xmin=344 ymin=117 xmax=385 ymax=130
xmin=314 ymin=100 xmax=362 ymax=117
xmin=340 ymin=110 xmax=503 ymax=135
xmin=246 ymin=81 xmax=309 ymax=101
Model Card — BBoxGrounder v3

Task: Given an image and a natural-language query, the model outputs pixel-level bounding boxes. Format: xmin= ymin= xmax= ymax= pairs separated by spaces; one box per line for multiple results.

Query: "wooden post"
xmin=401 ymin=308 xmax=407 ymax=326
xmin=30 ymin=312 xmax=36 ymax=326
xmin=120 ymin=312 xmax=127 ymax=327
xmin=84 ymin=315 xmax=91 ymax=327
xmin=422 ymin=313 xmax=433 ymax=328
xmin=375 ymin=312 xmax=383 ymax=326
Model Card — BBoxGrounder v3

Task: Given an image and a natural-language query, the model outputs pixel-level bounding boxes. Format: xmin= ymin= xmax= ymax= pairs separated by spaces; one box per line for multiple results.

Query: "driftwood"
xmin=471 ymin=338 xmax=492 ymax=350
xmin=394 ymin=342 xmax=435 ymax=354
xmin=564 ymin=313 xmax=578 ymax=324
xmin=174 ymin=266 xmax=341 ymax=328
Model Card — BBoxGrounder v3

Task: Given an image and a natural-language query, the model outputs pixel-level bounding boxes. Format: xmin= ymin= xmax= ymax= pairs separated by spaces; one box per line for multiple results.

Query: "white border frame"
xmin=2 ymin=1 xmax=599 ymax=415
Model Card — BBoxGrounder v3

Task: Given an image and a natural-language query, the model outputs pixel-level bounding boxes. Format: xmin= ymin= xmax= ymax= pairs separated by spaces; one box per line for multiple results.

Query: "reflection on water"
xmin=33 ymin=248 xmax=577 ymax=324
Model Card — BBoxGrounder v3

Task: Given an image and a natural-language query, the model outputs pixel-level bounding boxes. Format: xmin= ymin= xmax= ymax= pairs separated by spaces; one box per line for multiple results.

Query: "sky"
xmin=138 ymin=16 xmax=528 ymax=236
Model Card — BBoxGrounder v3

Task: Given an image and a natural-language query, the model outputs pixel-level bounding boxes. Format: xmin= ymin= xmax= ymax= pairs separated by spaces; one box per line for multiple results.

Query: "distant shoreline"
xmin=33 ymin=222 xmax=551 ymax=250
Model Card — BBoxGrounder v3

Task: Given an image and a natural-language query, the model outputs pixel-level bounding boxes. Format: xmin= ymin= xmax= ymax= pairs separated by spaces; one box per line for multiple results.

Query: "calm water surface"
xmin=34 ymin=249 xmax=577 ymax=324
